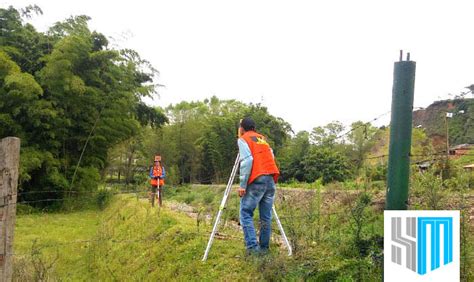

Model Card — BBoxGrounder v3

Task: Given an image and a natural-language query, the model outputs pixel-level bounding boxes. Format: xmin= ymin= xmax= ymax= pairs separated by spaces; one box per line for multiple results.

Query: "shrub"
xmin=183 ymin=192 xmax=196 ymax=204
xmin=73 ymin=166 xmax=101 ymax=192
xmin=96 ymin=189 xmax=113 ymax=210
xmin=203 ymin=192 xmax=214 ymax=205
xmin=371 ymin=180 xmax=385 ymax=190
xmin=412 ymin=169 xmax=445 ymax=210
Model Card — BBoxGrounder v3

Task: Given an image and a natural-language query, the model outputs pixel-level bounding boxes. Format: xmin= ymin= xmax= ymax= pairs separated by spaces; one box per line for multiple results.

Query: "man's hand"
xmin=237 ymin=187 xmax=246 ymax=197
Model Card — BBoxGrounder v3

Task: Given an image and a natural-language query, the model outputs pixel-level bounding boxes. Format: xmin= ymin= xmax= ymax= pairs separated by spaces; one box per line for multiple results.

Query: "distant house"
xmin=449 ymin=144 xmax=474 ymax=157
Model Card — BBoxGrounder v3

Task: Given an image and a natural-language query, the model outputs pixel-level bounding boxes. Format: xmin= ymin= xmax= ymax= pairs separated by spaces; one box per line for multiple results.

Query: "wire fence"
xmin=0 ymin=190 xmax=145 ymax=208
xmin=4 ymin=146 xmax=469 ymax=209
xmin=6 ymin=183 xmax=473 ymax=273
xmin=3 ymin=147 xmax=469 ymax=211
xmin=5 ymin=182 xmax=360 ymax=253
xmin=8 ymin=207 xmax=472 ymax=257
xmin=334 ymin=110 xmax=392 ymax=141
xmin=6 ymin=106 xmax=474 ymax=264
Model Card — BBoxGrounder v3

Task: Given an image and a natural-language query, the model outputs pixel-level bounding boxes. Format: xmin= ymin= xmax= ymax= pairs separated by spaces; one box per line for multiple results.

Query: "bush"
xmin=412 ymin=169 xmax=445 ymax=209
xmin=302 ymin=147 xmax=351 ymax=184
xmin=133 ymin=172 xmax=148 ymax=185
xmin=371 ymin=180 xmax=385 ymax=190
xmin=73 ymin=166 xmax=101 ymax=192
xmin=166 ymin=165 xmax=181 ymax=185
xmin=342 ymin=180 xmax=364 ymax=190
xmin=350 ymin=193 xmax=372 ymax=256
xmin=368 ymin=164 xmax=387 ymax=181
xmin=203 ymin=192 xmax=214 ymax=205
xmin=96 ymin=189 xmax=113 ymax=210
xmin=16 ymin=203 xmax=39 ymax=215
xmin=183 ymin=192 xmax=196 ymax=204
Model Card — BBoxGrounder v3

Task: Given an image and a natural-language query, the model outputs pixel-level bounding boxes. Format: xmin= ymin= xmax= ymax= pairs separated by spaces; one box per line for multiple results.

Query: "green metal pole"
xmin=386 ymin=51 xmax=416 ymax=210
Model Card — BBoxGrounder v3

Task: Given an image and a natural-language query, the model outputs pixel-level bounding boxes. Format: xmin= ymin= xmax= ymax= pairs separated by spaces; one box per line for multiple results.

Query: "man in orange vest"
xmin=237 ymin=117 xmax=280 ymax=255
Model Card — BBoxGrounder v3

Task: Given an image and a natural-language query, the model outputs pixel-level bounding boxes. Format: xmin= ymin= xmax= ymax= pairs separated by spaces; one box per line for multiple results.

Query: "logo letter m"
xmin=417 ymin=217 xmax=453 ymax=275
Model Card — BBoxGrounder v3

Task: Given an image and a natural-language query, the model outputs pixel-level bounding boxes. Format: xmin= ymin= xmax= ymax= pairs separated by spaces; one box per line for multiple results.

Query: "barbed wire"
xmin=4 ymin=190 xmax=472 ymax=262
xmin=277 ymin=210 xmax=353 ymax=220
xmin=17 ymin=189 xmax=145 ymax=196
xmin=5 ymin=148 xmax=470 ymax=209
xmin=3 ymin=144 xmax=472 ymax=247
xmin=334 ymin=110 xmax=392 ymax=142
xmin=0 ymin=191 xmax=143 ymax=208
xmin=2 ymin=206 xmax=417 ymax=259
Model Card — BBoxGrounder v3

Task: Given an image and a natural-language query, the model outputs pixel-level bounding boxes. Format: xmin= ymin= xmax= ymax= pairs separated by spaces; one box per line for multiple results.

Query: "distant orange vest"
xmin=240 ymin=131 xmax=280 ymax=185
xmin=150 ymin=166 xmax=163 ymax=187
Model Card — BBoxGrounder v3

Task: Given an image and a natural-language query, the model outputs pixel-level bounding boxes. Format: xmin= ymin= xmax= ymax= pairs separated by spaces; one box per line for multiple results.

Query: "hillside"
xmin=413 ymin=98 xmax=474 ymax=149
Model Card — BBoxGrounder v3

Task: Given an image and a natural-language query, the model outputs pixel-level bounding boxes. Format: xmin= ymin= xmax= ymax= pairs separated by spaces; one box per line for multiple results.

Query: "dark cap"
xmin=240 ymin=117 xmax=256 ymax=131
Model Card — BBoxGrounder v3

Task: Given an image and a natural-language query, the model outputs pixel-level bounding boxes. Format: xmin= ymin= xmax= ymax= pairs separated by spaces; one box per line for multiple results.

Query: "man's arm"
xmin=238 ymin=139 xmax=253 ymax=196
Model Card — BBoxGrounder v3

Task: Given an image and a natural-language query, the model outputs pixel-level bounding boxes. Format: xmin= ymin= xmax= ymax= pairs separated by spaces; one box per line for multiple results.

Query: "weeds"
xmin=412 ymin=168 xmax=445 ymax=209
xmin=96 ymin=189 xmax=113 ymax=210
xmin=13 ymin=182 xmax=473 ymax=280
xmin=13 ymin=239 xmax=59 ymax=281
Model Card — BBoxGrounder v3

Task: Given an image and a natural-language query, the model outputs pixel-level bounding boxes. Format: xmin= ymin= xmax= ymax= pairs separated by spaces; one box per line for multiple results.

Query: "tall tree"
xmin=0 ymin=7 xmax=165 ymax=205
xmin=347 ymin=121 xmax=378 ymax=171
xmin=278 ymin=131 xmax=311 ymax=182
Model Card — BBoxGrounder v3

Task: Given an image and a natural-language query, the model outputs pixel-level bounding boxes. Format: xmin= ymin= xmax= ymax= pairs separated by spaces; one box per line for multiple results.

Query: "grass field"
xmin=13 ymin=194 xmax=285 ymax=281
xmin=12 ymin=184 xmax=474 ymax=281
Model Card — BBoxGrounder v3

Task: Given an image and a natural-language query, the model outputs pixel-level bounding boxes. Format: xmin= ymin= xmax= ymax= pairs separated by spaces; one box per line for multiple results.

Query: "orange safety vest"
xmin=150 ymin=165 xmax=163 ymax=187
xmin=240 ymin=131 xmax=280 ymax=185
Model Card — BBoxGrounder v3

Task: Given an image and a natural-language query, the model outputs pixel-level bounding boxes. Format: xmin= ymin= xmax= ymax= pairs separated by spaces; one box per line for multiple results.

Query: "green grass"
xmin=84 ymin=195 xmax=258 ymax=281
xmin=13 ymin=195 xmax=282 ymax=280
xmin=13 ymin=184 xmax=473 ymax=281
xmin=14 ymin=209 xmax=101 ymax=280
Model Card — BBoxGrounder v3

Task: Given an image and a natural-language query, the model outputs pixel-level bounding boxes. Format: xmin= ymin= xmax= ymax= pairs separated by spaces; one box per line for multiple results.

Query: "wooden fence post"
xmin=0 ymin=137 xmax=20 ymax=282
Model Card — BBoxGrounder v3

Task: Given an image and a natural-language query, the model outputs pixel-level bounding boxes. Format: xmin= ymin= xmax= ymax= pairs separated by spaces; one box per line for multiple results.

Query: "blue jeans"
xmin=240 ymin=175 xmax=276 ymax=251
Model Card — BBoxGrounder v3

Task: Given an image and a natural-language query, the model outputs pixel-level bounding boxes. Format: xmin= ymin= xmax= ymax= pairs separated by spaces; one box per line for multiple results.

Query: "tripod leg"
xmin=273 ymin=206 xmax=292 ymax=256
xmin=151 ymin=186 xmax=156 ymax=207
xmin=158 ymin=185 xmax=162 ymax=207
xmin=202 ymin=154 xmax=240 ymax=261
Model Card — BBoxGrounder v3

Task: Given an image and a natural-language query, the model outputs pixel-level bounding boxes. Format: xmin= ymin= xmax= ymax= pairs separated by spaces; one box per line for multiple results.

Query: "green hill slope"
xmin=413 ymin=98 xmax=474 ymax=148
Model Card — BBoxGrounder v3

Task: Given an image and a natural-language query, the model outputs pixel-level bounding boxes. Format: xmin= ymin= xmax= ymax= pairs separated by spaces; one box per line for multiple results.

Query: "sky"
xmin=3 ymin=0 xmax=474 ymax=132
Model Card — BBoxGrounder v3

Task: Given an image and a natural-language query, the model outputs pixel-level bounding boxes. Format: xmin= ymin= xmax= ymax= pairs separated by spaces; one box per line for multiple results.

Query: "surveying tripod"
xmin=202 ymin=154 xmax=292 ymax=261
xmin=150 ymin=181 xmax=162 ymax=207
